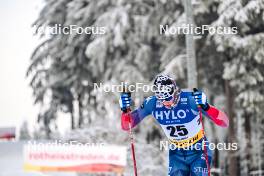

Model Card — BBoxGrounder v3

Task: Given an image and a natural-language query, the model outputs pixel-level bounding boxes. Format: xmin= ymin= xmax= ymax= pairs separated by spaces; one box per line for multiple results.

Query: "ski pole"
xmin=127 ymin=108 xmax=138 ymax=176
xmin=198 ymin=106 xmax=211 ymax=176
xmin=193 ymin=88 xmax=211 ymax=176
xmin=121 ymin=88 xmax=138 ymax=176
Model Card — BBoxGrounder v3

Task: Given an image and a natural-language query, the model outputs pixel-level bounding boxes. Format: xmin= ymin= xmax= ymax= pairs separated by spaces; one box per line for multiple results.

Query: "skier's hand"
xmin=193 ymin=88 xmax=209 ymax=111
xmin=119 ymin=92 xmax=132 ymax=112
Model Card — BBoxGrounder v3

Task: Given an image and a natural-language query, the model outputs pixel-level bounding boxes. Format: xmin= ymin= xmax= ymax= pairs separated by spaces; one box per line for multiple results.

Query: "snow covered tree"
xmin=28 ymin=0 xmax=185 ymax=174
xmin=177 ymin=0 xmax=264 ymax=175
xmin=28 ymin=0 xmax=264 ymax=175
xmin=204 ymin=0 xmax=264 ymax=175
xmin=19 ymin=121 xmax=31 ymax=140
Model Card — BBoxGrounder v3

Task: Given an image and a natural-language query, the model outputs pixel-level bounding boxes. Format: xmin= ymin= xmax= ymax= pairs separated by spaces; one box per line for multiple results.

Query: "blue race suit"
xmin=121 ymin=89 xmax=228 ymax=176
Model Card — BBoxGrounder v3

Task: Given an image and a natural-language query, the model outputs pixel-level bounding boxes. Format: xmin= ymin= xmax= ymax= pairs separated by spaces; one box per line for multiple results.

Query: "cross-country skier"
xmin=119 ymin=75 xmax=229 ymax=176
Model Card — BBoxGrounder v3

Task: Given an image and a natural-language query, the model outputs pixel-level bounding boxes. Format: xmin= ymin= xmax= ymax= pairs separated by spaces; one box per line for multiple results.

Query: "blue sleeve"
xmin=130 ymin=96 xmax=156 ymax=128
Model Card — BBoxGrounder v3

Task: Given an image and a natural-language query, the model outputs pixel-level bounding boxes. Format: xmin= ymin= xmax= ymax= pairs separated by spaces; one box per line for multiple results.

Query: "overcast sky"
xmin=0 ymin=0 xmax=42 ymax=129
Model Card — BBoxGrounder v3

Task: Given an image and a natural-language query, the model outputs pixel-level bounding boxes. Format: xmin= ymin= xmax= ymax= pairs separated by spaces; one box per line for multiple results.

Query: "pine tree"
xmin=28 ymin=0 xmax=264 ymax=175
xmin=206 ymin=0 xmax=264 ymax=175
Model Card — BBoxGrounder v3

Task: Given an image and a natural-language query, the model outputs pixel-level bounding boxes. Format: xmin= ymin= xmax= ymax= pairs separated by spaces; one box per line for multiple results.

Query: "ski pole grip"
xmin=121 ymin=84 xmax=131 ymax=113
xmin=193 ymin=88 xmax=202 ymax=109
xmin=193 ymin=88 xmax=199 ymax=92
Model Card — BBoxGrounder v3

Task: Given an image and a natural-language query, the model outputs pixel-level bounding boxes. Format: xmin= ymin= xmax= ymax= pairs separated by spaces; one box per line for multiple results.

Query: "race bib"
xmin=160 ymin=115 xmax=203 ymax=148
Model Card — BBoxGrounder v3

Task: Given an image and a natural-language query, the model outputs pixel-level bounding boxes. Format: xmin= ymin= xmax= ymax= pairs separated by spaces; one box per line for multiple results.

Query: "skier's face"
xmin=161 ymin=86 xmax=181 ymax=108
xmin=162 ymin=96 xmax=174 ymax=106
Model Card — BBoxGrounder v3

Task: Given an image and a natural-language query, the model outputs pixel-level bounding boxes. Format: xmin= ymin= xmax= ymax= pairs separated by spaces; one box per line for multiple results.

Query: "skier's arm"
xmin=202 ymin=105 xmax=229 ymax=128
xmin=120 ymin=96 xmax=154 ymax=131
xmin=121 ymin=107 xmax=149 ymax=131
xmin=193 ymin=88 xmax=229 ymax=128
